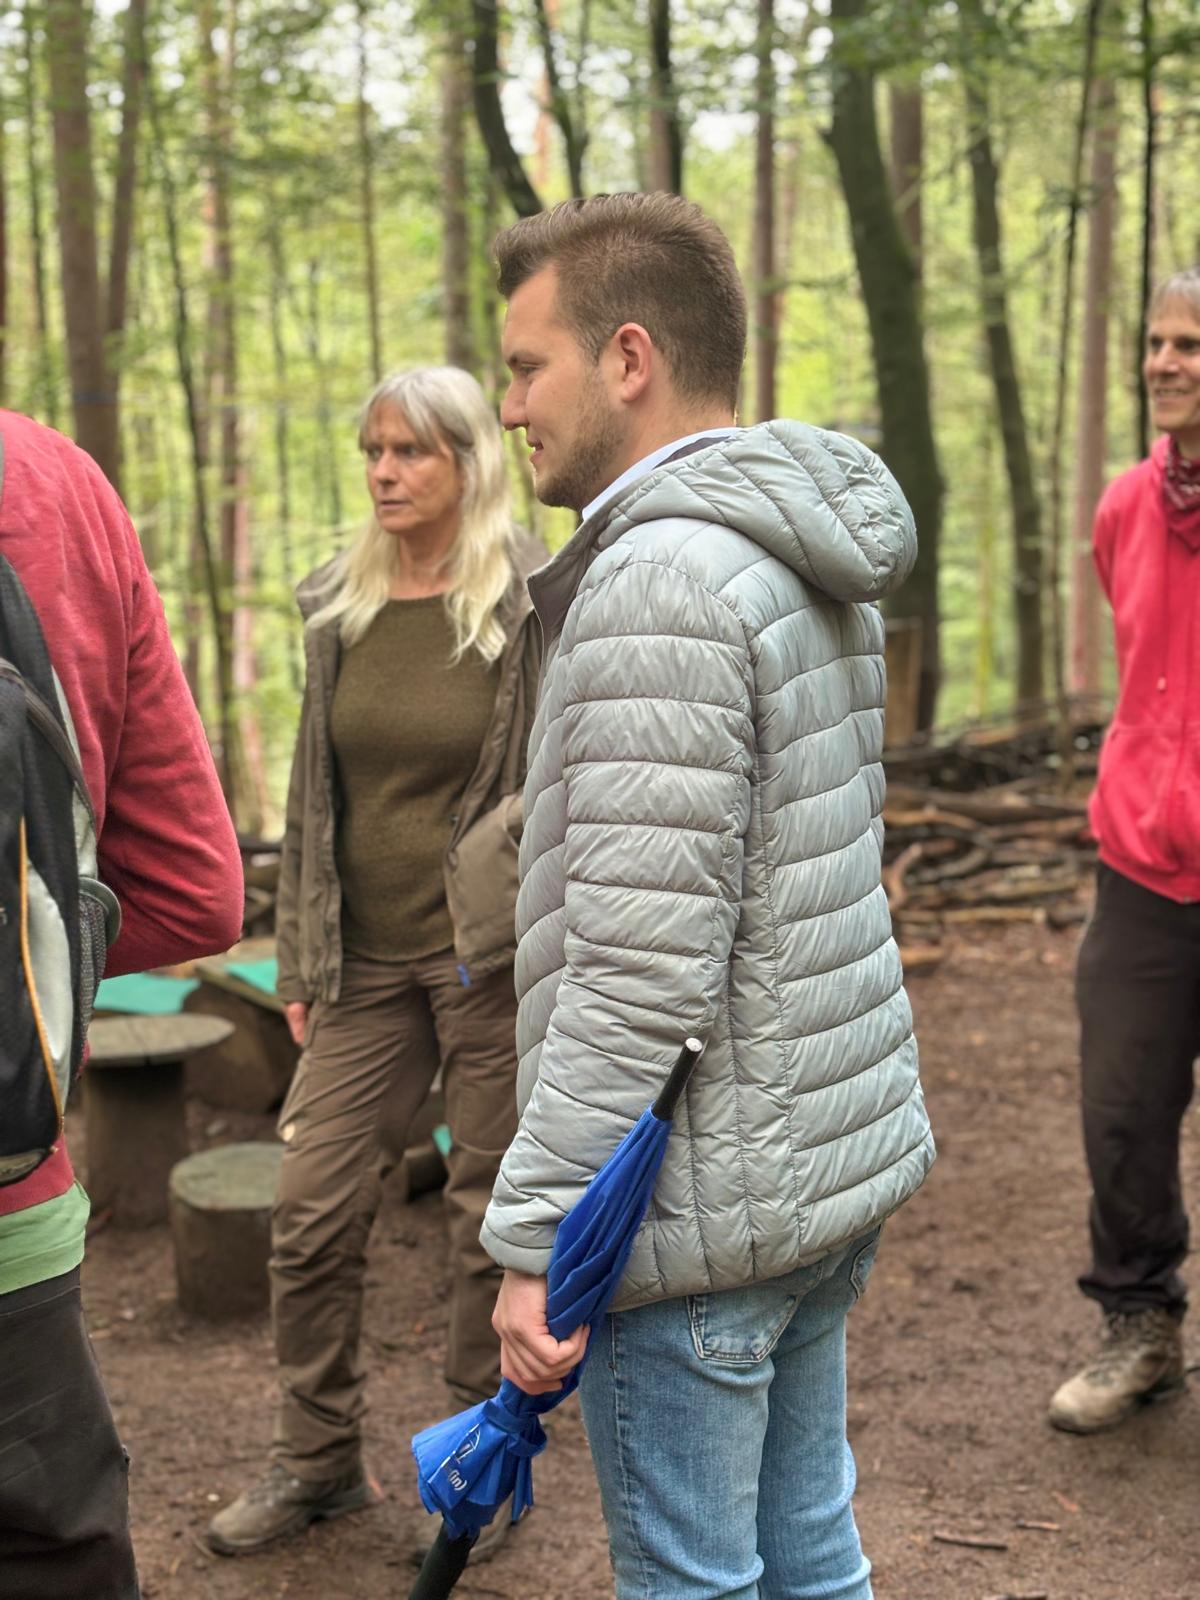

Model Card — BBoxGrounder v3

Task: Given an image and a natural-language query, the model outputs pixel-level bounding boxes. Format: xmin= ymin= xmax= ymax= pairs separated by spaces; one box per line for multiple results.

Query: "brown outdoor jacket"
xmin=275 ymin=536 xmax=545 ymax=1003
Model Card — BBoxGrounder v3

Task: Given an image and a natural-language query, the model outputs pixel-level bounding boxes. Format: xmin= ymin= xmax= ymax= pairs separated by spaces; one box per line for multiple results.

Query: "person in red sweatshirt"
xmin=1049 ymin=266 xmax=1200 ymax=1434
xmin=0 ymin=411 xmax=243 ymax=1595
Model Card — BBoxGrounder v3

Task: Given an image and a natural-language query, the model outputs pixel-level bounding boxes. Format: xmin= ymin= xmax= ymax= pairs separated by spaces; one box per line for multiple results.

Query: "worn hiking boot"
xmin=1048 ymin=1308 xmax=1185 ymax=1434
xmin=206 ymin=1462 xmax=379 ymax=1555
xmin=408 ymin=1500 xmax=519 ymax=1570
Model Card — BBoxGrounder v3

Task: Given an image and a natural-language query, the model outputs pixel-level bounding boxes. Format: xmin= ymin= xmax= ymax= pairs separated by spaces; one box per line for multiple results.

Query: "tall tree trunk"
xmin=752 ymin=0 xmax=777 ymax=422
xmin=44 ymin=0 xmax=120 ymax=487
xmin=267 ymin=215 xmax=302 ymax=694
xmin=355 ymin=0 xmax=383 ymax=383
xmin=23 ymin=2 xmax=56 ymax=424
xmin=304 ymin=258 xmax=341 ymax=544
xmin=1136 ymin=0 xmax=1155 ymax=459
xmin=442 ymin=2 xmax=476 ymax=372
xmin=107 ymin=0 xmax=148 ymax=365
xmin=1070 ymin=73 xmax=1118 ymax=697
xmin=471 ymin=0 xmax=542 ymax=217
xmin=149 ymin=77 xmax=235 ymax=788
xmin=1044 ymin=0 xmax=1104 ymax=772
xmin=479 ymin=167 xmax=506 ymax=403
xmin=975 ymin=398 xmax=997 ymax=717
xmin=960 ymin=1 xmax=1044 ymax=708
xmin=199 ymin=0 xmax=256 ymax=827
xmin=826 ymin=0 xmax=943 ymax=732
xmin=532 ymin=0 xmax=585 ymax=196
xmin=199 ymin=2 xmax=235 ymax=574
xmin=888 ymin=82 xmax=922 ymax=290
xmin=647 ymin=0 xmax=682 ymax=193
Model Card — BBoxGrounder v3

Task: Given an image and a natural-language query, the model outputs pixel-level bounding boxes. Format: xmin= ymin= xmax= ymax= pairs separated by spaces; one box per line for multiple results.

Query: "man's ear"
xmin=604 ymin=322 xmax=654 ymax=403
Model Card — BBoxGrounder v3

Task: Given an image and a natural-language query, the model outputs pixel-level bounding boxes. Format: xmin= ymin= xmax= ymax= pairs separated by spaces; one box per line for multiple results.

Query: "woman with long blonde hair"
xmin=208 ymin=367 xmax=542 ymax=1561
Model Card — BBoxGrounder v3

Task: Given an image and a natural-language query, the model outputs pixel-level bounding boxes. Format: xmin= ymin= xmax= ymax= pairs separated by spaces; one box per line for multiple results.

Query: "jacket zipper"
xmin=1162 ymin=561 xmax=1197 ymax=870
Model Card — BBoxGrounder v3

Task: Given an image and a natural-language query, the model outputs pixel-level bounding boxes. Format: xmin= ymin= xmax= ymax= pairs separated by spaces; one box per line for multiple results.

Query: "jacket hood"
xmin=598 ymin=420 xmax=916 ymax=604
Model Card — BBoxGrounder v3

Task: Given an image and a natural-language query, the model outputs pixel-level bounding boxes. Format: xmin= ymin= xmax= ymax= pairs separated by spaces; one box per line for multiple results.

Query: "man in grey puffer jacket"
xmin=483 ymin=193 xmax=935 ymax=1600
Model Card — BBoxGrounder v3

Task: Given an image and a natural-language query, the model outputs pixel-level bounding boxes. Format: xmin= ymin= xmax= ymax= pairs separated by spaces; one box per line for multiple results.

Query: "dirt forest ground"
xmin=77 ymin=915 xmax=1200 ymax=1600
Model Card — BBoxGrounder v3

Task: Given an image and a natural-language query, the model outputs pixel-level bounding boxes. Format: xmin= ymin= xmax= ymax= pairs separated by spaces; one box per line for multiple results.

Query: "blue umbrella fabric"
xmin=409 ymin=1037 xmax=703 ymax=1597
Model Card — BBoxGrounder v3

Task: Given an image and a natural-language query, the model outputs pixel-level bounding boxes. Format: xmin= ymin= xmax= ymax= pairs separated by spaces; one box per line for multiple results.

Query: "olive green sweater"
xmin=330 ymin=598 xmax=499 ymax=961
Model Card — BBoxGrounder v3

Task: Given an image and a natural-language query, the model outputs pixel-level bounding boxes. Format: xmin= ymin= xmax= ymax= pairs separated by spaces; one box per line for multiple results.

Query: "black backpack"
xmin=0 ymin=549 xmax=120 ymax=1185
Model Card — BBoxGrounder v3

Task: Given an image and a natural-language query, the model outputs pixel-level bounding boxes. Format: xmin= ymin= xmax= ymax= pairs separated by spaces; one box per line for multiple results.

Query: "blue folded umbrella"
xmin=409 ymin=1037 xmax=703 ymax=1600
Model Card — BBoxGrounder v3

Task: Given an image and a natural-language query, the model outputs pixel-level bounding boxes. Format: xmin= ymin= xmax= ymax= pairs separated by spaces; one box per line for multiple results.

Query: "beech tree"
xmin=826 ymin=0 xmax=944 ymax=730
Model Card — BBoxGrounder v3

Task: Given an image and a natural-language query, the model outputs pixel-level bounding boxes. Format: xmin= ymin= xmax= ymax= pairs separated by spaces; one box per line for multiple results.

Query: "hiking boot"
xmin=409 ymin=1501 xmax=519 ymax=1570
xmin=1048 ymin=1308 xmax=1185 ymax=1434
xmin=206 ymin=1462 xmax=378 ymax=1555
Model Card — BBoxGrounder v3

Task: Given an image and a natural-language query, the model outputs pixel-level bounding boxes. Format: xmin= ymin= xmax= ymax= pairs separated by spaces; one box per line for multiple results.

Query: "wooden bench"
xmin=84 ymin=1015 xmax=234 ymax=1227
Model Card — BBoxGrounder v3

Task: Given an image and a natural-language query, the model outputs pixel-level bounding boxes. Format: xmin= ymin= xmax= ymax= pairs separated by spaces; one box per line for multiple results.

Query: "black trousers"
xmin=1076 ymin=863 xmax=1200 ymax=1317
xmin=0 ymin=1266 xmax=139 ymax=1599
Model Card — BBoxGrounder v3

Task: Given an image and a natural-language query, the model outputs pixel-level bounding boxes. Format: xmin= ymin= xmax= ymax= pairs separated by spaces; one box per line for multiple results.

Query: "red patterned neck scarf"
xmin=1163 ymin=437 xmax=1200 ymax=552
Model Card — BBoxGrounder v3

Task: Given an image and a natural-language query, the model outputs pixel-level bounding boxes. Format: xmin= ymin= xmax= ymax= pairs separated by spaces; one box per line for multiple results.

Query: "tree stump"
xmin=181 ymin=984 xmax=298 ymax=1113
xmin=169 ymin=1142 xmax=283 ymax=1320
xmin=379 ymin=1085 xmax=448 ymax=1202
xmin=84 ymin=1015 xmax=234 ymax=1228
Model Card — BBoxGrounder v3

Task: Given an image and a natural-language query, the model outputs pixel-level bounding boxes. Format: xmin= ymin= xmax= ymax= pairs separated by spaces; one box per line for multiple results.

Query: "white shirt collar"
xmin=581 ymin=428 xmax=739 ymax=523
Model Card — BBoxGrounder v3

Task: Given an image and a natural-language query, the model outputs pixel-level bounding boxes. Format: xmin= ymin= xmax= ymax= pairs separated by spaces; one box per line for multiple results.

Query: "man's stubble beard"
xmin=533 ymin=371 xmax=627 ymax=513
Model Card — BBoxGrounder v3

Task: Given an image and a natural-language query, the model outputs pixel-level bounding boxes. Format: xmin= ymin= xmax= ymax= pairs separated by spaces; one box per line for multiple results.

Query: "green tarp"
xmin=223 ymin=959 xmax=279 ymax=998
xmin=94 ymin=972 xmax=199 ymax=1015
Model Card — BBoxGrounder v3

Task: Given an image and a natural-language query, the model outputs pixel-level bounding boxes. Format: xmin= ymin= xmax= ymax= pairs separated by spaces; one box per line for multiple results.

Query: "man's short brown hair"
xmin=495 ymin=193 xmax=747 ymax=411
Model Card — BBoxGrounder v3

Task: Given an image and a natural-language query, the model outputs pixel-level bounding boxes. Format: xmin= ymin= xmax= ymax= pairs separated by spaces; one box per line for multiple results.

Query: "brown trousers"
xmin=269 ymin=952 xmax=518 ymax=1479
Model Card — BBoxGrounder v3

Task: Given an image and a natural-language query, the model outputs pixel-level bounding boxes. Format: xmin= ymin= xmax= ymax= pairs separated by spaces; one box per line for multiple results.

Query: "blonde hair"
xmin=310 ymin=367 xmax=515 ymax=662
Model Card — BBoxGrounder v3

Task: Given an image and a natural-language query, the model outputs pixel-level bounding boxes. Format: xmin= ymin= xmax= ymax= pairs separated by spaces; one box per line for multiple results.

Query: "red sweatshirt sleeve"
xmin=98 ymin=518 xmax=244 ymax=975
xmin=0 ymin=414 xmax=243 ymax=975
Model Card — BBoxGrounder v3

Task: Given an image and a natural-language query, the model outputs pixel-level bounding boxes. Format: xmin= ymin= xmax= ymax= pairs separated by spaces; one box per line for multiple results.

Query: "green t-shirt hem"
xmin=0 ymin=1181 xmax=90 ymax=1296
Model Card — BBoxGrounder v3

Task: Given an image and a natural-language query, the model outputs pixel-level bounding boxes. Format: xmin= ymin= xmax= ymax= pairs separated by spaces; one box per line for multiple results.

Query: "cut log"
xmin=899 ymin=941 xmax=945 ymax=975
xmin=886 ymin=781 xmax=1087 ymax=825
xmin=169 ymin=1142 xmax=283 ymax=1320
xmin=182 ymin=983 xmax=297 ymax=1113
xmin=379 ymin=1085 xmax=448 ymax=1202
xmin=84 ymin=1015 xmax=234 ymax=1228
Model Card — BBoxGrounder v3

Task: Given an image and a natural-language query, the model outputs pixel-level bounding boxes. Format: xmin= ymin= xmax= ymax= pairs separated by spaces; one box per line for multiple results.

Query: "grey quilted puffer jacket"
xmin=480 ymin=421 xmax=935 ymax=1310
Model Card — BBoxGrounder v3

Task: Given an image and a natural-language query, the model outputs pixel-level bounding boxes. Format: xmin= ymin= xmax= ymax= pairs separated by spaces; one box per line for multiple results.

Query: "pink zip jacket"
xmin=1090 ymin=435 xmax=1200 ymax=903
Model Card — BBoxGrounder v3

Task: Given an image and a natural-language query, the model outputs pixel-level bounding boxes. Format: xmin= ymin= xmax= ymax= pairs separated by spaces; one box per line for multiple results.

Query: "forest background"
xmin=7 ymin=0 xmax=1199 ymax=833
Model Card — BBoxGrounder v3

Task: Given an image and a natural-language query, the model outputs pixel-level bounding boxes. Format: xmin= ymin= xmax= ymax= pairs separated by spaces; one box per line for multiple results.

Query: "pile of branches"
xmin=882 ymin=709 xmax=1104 ymax=973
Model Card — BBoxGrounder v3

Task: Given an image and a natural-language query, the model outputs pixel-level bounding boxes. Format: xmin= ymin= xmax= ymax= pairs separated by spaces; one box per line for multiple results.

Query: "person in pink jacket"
xmin=1049 ymin=267 xmax=1200 ymax=1434
xmin=0 ymin=411 xmax=243 ymax=1595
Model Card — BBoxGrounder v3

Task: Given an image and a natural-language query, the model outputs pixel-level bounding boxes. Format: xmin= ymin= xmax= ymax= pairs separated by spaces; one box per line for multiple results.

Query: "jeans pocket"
xmin=688 ymin=1259 xmax=826 ymax=1365
xmin=848 ymin=1227 xmax=882 ymax=1301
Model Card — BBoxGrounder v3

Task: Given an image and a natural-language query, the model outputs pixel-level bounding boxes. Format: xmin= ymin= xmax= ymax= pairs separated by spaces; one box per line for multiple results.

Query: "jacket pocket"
xmin=1092 ymin=723 xmax=1181 ymax=875
xmin=445 ymin=794 xmax=521 ymax=970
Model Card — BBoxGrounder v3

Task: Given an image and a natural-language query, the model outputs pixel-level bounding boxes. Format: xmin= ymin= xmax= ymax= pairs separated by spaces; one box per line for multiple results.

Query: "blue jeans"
xmin=578 ymin=1230 xmax=881 ymax=1600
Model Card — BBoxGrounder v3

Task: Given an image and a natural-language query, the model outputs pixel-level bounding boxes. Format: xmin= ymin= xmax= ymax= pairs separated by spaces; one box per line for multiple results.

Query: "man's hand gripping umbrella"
xmin=408 ymin=1037 xmax=704 ymax=1599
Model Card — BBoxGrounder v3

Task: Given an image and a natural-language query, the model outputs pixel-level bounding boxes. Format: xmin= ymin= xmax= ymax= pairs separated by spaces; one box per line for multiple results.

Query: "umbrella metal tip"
xmin=684 ymin=1036 xmax=703 ymax=1054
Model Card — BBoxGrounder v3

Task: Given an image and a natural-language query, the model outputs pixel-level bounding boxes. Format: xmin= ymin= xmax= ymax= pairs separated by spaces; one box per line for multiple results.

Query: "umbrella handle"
xmin=650 ymin=1038 xmax=704 ymax=1121
xmin=408 ymin=1525 xmax=478 ymax=1599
